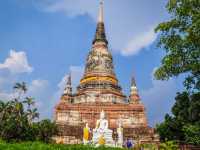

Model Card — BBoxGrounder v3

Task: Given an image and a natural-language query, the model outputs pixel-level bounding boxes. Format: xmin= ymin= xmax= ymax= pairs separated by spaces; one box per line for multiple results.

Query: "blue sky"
xmin=0 ymin=0 xmax=184 ymax=126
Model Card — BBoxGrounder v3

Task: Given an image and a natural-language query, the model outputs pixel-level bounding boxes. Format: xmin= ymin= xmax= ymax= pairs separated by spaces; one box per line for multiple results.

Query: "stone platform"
xmin=54 ymin=102 xmax=159 ymax=144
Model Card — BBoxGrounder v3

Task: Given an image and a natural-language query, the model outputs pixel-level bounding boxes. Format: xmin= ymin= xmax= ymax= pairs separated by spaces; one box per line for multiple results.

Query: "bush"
xmin=159 ymin=141 xmax=178 ymax=150
xmin=141 ymin=143 xmax=158 ymax=150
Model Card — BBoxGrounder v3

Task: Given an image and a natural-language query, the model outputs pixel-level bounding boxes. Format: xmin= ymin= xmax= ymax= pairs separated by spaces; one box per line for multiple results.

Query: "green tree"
xmin=37 ymin=119 xmax=57 ymax=143
xmin=188 ymin=92 xmax=200 ymax=122
xmin=0 ymin=100 xmax=30 ymax=141
xmin=156 ymin=114 xmax=184 ymax=141
xmin=154 ymin=0 xmax=200 ymax=145
xmin=156 ymin=91 xmax=200 ymax=145
xmin=154 ymin=0 xmax=200 ymax=90
xmin=182 ymin=124 xmax=200 ymax=145
xmin=0 ymin=82 xmax=57 ymax=142
xmin=0 ymin=83 xmax=38 ymax=141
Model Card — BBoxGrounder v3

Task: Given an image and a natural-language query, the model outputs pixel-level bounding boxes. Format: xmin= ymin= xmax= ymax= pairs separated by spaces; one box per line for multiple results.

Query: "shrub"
xmin=159 ymin=141 xmax=178 ymax=150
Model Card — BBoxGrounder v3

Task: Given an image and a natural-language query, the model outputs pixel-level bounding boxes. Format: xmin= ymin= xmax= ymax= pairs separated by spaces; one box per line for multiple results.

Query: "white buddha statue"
xmin=117 ymin=121 xmax=123 ymax=147
xmin=92 ymin=110 xmax=114 ymax=146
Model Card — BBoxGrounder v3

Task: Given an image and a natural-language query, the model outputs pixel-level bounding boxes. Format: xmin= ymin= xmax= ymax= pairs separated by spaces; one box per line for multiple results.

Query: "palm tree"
xmin=23 ymin=97 xmax=35 ymax=110
xmin=14 ymin=82 xmax=28 ymax=93
xmin=14 ymin=82 xmax=27 ymax=93
xmin=13 ymin=82 xmax=27 ymax=100
xmin=27 ymin=108 xmax=39 ymax=124
xmin=31 ymin=108 xmax=39 ymax=120
xmin=0 ymin=101 xmax=13 ymax=120
xmin=23 ymin=97 xmax=39 ymax=123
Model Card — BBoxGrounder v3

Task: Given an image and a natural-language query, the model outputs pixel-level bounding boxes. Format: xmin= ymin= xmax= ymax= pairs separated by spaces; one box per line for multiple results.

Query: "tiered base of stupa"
xmin=54 ymin=102 xmax=159 ymax=145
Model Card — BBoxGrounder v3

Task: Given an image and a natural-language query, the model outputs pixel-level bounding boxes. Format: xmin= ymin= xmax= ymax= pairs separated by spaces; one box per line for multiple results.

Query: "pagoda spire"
xmin=63 ymin=74 xmax=72 ymax=96
xmin=93 ymin=0 xmax=108 ymax=44
xmin=129 ymin=75 xmax=140 ymax=104
xmin=77 ymin=0 xmax=125 ymax=103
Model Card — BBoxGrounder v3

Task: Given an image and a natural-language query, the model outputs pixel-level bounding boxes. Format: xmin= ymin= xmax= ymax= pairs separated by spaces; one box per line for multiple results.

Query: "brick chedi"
xmin=129 ymin=76 xmax=141 ymax=104
xmin=54 ymin=1 xmax=159 ymax=145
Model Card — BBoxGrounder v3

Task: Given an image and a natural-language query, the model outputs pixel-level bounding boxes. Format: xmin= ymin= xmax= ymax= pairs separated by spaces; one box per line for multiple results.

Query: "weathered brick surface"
xmin=55 ymin=102 xmax=147 ymax=128
xmin=54 ymin=102 xmax=159 ymax=144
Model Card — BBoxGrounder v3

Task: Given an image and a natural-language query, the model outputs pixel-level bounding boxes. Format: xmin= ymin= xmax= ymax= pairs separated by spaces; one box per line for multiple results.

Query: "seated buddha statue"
xmin=92 ymin=110 xmax=114 ymax=146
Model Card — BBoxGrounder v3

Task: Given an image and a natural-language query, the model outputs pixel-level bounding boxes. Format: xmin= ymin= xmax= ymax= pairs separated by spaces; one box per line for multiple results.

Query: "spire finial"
xmin=131 ymin=76 xmax=137 ymax=87
xmin=98 ymin=0 xmax=104 ymax=23
xmin=68 ymin=72 xmax=72 ymax=85
xmin=92 ymin=0 xmax=107 ymax=44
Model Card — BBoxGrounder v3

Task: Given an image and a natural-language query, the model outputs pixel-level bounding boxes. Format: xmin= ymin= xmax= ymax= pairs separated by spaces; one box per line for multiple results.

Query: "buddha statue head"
xmin=100 ymin=110 xmax=105 ymax=119
xmin=118 ymin=119 xmax=122 ymax=128
xmin=86 ymin=123 xmax=89 ymax=128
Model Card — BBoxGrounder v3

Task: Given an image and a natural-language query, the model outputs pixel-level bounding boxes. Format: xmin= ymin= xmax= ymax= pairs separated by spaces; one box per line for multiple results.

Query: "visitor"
xmin=123 ymin=138 xmax=127 ymax=148
xmin=126 ymin=138 xmax=133 ymax=149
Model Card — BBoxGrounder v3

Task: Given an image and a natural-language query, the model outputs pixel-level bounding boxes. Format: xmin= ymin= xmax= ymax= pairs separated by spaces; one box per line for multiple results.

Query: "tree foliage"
xmin=36 ymin=119 xmax=58 ymax=143
xmin=182 ymin=124 xmax=200 ymax=145
xmin=0 ymin=82 xmax=57 ymax=142
xmin=154 ymin=0 xmax=200 ymax=90
xmin=155 ymin=0 xmax=200 ymax=145
xmin=159 ymin=141 xmax=178 ymax=150
xmin=156 ymin=91 xmax=200 ymax=145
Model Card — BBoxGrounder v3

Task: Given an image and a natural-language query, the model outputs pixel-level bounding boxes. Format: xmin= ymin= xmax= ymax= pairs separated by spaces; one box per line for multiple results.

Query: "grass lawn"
xmin=0 ymin=141 xmax=124 ymax=150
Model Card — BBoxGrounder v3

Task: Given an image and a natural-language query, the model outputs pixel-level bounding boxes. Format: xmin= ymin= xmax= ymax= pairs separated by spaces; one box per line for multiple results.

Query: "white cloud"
xmin=55 ymin=65 xmax=84 ymax=96
xmin=36 ymin=65 xmax=84 ymax=119
xmin=0 ymin=76 xmax=10 ymax=90
xmin=4 ymin=65 xmax=84 ymax=120
xmin=69 ymin=66 xmax=84 ymax=91
xmin=53 ymin=65 xmax=84 ymax=99
xmin=57 ymin=74 xmax=69 ymax=95
xmin=0 ymin=50 xmax=33 ymax=101
xmin=27 ymin=79 xmax=52 ymax=119
xmin=0 ymin=50 xmax=54 ymax=119
xmin=122 ymin=28 xmax=157 ymax=56
xmin=29 ymin=79 xmax=49 ymax=95
xmin=0 ymin=92 xmax=13 ymax=101
xmin=45 ymin=74 xmax=69 ymax=120
xmin=35 ymin=0 xmax=168 ymax=56
xmin=0 ymin=50 xmax=33 ymax=74
xmin=44 ymin=0 xmax=97 ymax=19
